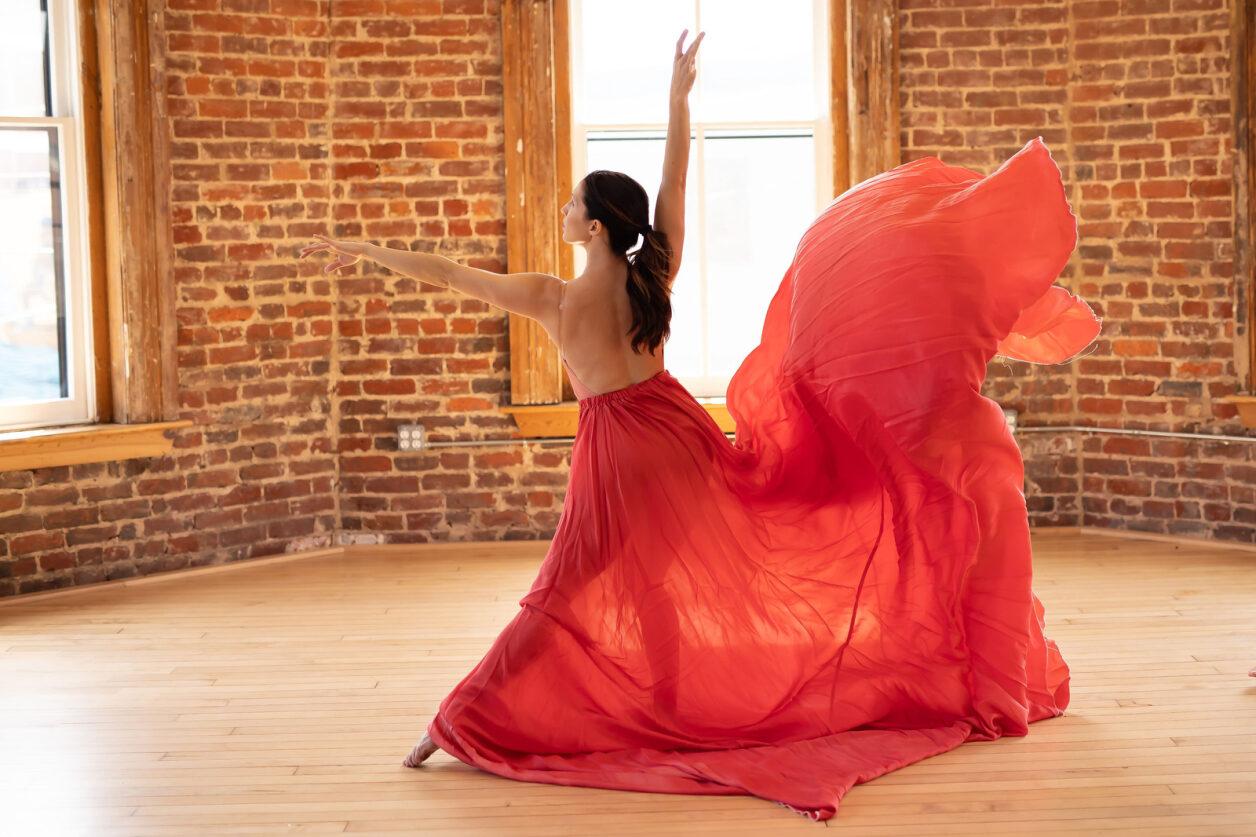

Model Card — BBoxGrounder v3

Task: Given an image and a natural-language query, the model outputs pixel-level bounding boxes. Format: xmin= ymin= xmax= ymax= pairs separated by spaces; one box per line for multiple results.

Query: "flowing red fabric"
xmin=417 ymin=136 xmax=1101 ymax=820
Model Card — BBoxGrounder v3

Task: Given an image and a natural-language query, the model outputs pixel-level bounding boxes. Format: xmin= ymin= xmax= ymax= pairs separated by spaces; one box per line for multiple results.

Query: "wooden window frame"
xmin=1220 ymin=0 xmax=1256 ymax=426
xmin=0 ymin=0 xmax=190 ymax=472
xmin=499 ymin=0 xmax=898 ymax=437
xmin=568 ymin=0 xmax=835 ymax=401
xmin=1226 ymin=0 xmax=1256 ymax=427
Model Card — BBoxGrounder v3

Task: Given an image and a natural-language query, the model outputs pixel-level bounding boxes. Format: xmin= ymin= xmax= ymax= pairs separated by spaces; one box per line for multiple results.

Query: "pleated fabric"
xmin=417 ymin=136 xmax=1101 ymax=820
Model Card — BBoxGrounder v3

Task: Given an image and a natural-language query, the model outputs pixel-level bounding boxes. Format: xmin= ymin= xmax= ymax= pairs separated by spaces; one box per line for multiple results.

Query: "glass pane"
xmin=584 ymin=132 xmax=700 ymax=378
xmin=0 ymin=127 xmax=67 ymax=403
xmin=696 ymin=0 xmax=818 ymax=123
xmin=575 ymin=1 xmax=695 ymax=126
xmin=0 ymin=3 xmax=51 ymax=117
xmin=704 ymin=132 xmax=816 ymax=375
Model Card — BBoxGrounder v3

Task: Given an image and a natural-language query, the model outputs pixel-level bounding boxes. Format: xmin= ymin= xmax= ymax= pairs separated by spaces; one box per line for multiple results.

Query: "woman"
xmin=303 ymin=24 xmax=701 ymax=761
xmin=304 ymin=31 xmax=1101 ymax=822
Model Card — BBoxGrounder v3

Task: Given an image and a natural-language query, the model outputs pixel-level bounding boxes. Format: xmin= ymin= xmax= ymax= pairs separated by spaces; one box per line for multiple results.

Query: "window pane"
xmin=696 ymin=0 xmax=818 ymax=123
xmin=0 ymin=3 xmax=51 ymax=117
xmin=0 ymin=127 xmax=66 ymax=403
xmin=704 ymin=132 xmax=816 ymax=375
xmin=584 ymin=132 xmax=700 ymax=377
xmin=575 ymin=1 xmax=695 ymax=126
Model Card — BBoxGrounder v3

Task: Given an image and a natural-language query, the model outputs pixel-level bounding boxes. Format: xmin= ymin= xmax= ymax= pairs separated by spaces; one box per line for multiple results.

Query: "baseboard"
xmin=0 ymin=539 xmax=550 ymax=608
xmin=1052 ymin=524 xmax=1256 ymax=554
xmin=0 ymin=545 xmax=346 ymax=608
xmin=4 ymin=524 xmax=1251 ymax=607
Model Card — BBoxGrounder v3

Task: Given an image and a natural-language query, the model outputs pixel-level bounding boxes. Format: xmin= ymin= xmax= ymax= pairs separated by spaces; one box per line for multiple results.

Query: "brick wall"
xmin=899 ymin=0 xmax=1252 ymax=542
xmin=1 ymin=0 xmax=1249 ymax=598
xmin=322 ymin=0 xmax=564 ymax=542
xmin=0 ymin=0 xmax=568 ymax=598
xmin=897 ymin=0 xmax=1083 ymax=524
xmin=0 ymin=0 xmax=339 ymax=597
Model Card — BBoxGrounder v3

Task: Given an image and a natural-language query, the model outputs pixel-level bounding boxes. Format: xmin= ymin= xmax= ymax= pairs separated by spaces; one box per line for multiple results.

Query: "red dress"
xmin=413 ymin=136 xmax=1101 ymax=820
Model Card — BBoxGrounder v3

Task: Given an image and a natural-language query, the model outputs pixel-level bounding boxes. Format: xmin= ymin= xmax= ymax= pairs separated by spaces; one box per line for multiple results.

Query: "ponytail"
xmin=626 ymin=225 xmax=672 ymax=354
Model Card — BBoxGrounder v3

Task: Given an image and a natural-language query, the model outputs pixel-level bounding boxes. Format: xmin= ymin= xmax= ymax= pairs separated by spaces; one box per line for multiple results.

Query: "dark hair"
xmin=579 ymin=170 xmax=673 ymax=354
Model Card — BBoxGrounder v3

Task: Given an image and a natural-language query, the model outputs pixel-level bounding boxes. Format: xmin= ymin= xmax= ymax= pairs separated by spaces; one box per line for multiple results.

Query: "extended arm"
xmin=363 ymin=244 xmax=557 ymax=322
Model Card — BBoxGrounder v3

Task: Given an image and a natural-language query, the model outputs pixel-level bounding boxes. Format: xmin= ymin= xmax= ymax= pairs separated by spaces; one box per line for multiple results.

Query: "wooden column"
xmin=1235 ymin=0 xmax=1255 ymax=394
xmin=92 ymin=0 xmax=178 ymax=423
xmin=831 ymin=0 xmax=901 ymax=195
xmin=501 ymin=0 xmax=575 ymax=405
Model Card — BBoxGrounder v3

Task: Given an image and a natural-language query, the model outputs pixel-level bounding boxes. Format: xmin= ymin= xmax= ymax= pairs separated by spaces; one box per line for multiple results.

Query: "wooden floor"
xmin=1 ymin=528 xmax=1254 ymax=835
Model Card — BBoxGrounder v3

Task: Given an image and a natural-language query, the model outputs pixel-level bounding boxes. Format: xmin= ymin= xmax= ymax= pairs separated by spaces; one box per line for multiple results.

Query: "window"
xmin=0 ymin=0 xmax=96 ymax=432
xmin=568 ymin=0 xmax=833 ymax=398
xmin=0 ymin=1 xmax=186 ymax=472
xmin=502 ymin=0 xmax=892 ymax=436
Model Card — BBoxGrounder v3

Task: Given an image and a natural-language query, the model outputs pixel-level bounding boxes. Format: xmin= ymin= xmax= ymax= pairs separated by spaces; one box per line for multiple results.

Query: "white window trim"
xmin=567 ymin=0 xmax=833 ymax=400
xmin=0 ymin=0 xmax=97 ymax=433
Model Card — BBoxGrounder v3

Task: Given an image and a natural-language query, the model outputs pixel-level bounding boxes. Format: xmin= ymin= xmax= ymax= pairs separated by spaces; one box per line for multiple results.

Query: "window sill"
xmin=501 ymin=401 xmax=735 ymax=438
xmin=0 ymin=420 xmax=194 ymax=473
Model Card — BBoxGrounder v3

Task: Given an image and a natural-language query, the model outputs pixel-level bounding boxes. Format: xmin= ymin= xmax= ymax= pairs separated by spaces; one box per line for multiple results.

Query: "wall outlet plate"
xmin=398 ymin=423 xmax=426 ymax=451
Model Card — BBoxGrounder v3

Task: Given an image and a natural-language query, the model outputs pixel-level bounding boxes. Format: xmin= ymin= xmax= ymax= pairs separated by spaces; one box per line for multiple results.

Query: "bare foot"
xmin=402 ymin=732 xmax=439 ymax=767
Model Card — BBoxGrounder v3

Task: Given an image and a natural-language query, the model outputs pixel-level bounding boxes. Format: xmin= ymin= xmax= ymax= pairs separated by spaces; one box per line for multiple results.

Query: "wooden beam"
xmin=93 ymin=0 xmax=178 ymax=423
xmin=77 ymin=0 xmax=113 ymax=423
xmin=833 ymin=0 xmax=900 ymax=191
xmin=1235 ymin=0 xmax=1255 ymax=394
xmin=501 ymin=0 xmax=574 ymax=405
xmin=830 ymin=0 xmax=851 ymax=195
xmin=552 ymin=0 xmax=575 ymax=291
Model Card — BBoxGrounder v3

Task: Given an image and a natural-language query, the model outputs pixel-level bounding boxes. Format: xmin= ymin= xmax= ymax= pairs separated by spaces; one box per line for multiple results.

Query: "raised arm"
xmin=654 ymin=29 xmax=703 ymax=285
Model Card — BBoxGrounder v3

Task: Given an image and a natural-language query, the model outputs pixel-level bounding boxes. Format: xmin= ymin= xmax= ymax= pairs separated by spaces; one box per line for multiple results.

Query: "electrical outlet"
xmin=398 ymin=423 xmax=426 ymax=451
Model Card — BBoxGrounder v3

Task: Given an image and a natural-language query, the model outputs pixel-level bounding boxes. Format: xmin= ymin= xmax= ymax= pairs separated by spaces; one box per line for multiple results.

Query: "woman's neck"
xmin=580 ymin=244 xmax=628 ymax=284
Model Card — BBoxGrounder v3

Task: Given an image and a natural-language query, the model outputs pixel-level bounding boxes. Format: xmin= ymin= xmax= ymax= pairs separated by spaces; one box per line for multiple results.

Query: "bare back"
xmin=548 ymin=267 xmax=665 ymax=398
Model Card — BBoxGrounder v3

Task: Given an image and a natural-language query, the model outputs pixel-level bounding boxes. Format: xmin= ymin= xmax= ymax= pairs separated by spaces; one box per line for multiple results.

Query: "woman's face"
xmin=561 ymin=181 xmax=594 ymax=245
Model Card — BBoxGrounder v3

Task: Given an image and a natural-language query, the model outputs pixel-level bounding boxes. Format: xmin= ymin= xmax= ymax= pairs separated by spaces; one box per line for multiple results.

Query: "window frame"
xmin=0 ymin=0 xmax=188 ymax=471
xmin=567 ymin=0 xmax=835 ymax=400
xmin=1238 ymin=0 xmax=1256 ymax=394
xmin=0 ymin=0 xmax=98 ymax=431
xmin=498 ymin=0 xmax=899 ymax=437
xmin=1225 ymin=0 xmax=1256 ymax=426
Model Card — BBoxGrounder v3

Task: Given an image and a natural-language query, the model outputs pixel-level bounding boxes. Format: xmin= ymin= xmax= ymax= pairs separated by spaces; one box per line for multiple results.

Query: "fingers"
xmin=676 ymin=28 xmax=704 ymax=63
xmin=308 ymin=233 xmax=347 ymax=257
xmin=684 ymin=30 xmax=705 ymax=61
xmin=300 ymin=235 xmax=348 ymax=273
xmin=303 ymin=234 xmax=359 ymax=272
xmin=313 ymin=233 xmax=348 ymax=253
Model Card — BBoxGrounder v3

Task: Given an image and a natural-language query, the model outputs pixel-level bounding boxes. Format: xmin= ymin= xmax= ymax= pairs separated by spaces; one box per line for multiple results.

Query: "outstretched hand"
xmin=300 ymin=233 xmax=368 ymax=274
xmin=670 ymin=28 xmax=704 ymax=103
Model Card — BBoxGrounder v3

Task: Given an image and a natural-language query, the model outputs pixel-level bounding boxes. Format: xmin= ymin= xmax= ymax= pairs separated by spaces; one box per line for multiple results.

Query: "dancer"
xmin=305 ymin=29 xmax=1101 ymax=822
